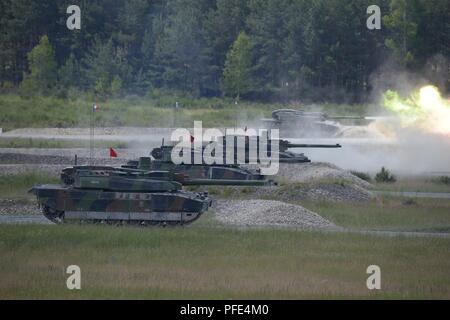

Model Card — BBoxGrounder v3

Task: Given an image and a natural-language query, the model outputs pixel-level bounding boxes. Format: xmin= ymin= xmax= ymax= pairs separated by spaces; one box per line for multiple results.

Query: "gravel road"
xmin=0 ymin=151 xmax=133 ymax=175
xmin=1 ymin=127 xmax=173 ymax=142
xmin=0 ymin=213 xmax=447 ymax=238
xmin=0 ymin=148 xmax=143 ymax=161
xmin=0 ymin=215 xmax=52 ymax=224
xmin=0 ymin=200 xmax=39 ymax=215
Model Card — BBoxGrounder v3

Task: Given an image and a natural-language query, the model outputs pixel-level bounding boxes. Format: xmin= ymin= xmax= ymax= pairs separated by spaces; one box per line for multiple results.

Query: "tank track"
xmin=41 ymin=205 xmax=202 ymax=226
xmin=42 ymin=205 xmax=64 ymax=224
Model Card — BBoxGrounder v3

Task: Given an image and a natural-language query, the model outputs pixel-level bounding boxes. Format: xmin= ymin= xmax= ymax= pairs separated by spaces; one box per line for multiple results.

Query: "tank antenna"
xmin=90 ymin=103 xmax=97 ymax=165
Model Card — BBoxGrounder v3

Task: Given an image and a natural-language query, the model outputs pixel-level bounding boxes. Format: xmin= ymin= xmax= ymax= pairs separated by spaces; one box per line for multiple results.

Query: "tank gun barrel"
xmin=284 ymin=143 xmax=342 ymax=148
xmin=180 ymin=178 xmax=272 ymax=186
xmin=326 ymin=115 xmax=367 ymax=120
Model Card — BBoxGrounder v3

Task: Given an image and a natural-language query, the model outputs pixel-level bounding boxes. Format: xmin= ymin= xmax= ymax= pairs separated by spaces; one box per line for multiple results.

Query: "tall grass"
xmin=0 ymin=224 xmax=449 ymax=299
xmin=302 ymin=197 xmax=450 ymax=232
xmin=372 ymin=176 xmax=450 ymax=193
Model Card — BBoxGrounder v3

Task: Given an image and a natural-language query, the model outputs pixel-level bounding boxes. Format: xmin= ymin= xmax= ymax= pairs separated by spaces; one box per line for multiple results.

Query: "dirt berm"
xmin=213 ymin=199 xmax=338 ymax=230
xmin=205 ymin=162 xmax=373 ymax=203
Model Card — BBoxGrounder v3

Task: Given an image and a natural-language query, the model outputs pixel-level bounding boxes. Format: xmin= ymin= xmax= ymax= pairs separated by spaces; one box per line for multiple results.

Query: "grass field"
xmin=0 ymin=94 xmax=368 ymax=131
xmin=0 ymin=223 xmax=449 ymax=299
xmin=372 ymin=177 xmax=450 ymax=193
xmin=302 ymin=197 xmax=450 ymax=232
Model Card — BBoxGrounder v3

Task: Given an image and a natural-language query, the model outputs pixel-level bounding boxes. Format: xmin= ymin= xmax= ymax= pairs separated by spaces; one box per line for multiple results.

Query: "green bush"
xmin=19 ymin=35 xmax=57 ymax=98
xmin=375 ymin=167 xmax=396 ymax=183
xmin=350 ymin=171 xmax=372 ymax=182
xmin=437 ymin=176 xmax=450 ymax=185
xmin=110 ymin=75 xmax=123 ymax=97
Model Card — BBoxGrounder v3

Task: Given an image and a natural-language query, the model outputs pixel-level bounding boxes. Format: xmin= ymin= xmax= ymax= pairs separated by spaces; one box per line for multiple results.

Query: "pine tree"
xmin=2 ymin=0 xmax=448 ymax=100
xmin=82 ymin=38 xmax=129 ymax=97
xmin=221 ymin=32 xmax=253 ymax=99
xmin=384 ymin=0 xmax=419 ymax=67
xmin=154 ymin=0 xmax=213 ymax=96
xmin=19 ymin=35 xmax=57 ymax=97
xmin=247 ymin=0 xmax=290 ymax=93
xmin=204 ymin=0 xmax=249 ymax=94
xmin=58 ymin=53 xmax=78 ymax=89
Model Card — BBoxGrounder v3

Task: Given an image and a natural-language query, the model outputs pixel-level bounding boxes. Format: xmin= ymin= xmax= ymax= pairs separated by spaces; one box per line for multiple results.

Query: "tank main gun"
xmin=270 ymin=109 xmax=368 ymax=122
xmin=325 ymin=115 xmax=368 ymax=120
xmin=276 ymin=139 xmax=341 ymax=152
xmin=176 ymin=177 xmax=271 ymax=186
xmin=280 ymin=143 xmax=342 ymax=148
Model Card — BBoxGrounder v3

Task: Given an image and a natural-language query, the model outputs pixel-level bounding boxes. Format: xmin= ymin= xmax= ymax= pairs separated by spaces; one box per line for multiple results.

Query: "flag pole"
xmin=90 ymin=103 xmax=95 ymax=165
xmin=90 ymin=104 xmax=92 ymax=164
xmin=93 ymin=104 xmax=95 ymax=164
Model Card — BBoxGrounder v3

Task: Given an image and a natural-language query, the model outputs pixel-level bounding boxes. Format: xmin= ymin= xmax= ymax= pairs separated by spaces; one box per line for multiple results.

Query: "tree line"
xmin=0 ymin=0 xmax=448 ymax=102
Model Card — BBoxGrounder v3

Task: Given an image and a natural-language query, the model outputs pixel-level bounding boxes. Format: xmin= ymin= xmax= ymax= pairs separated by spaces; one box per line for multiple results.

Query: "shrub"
xmin=110 ymin=75 xmax=123 ymax=97
xmin=437 ymin=176 xmax=450 ymax=185
xmin=375 ymin=167 xmax=396 ymax=183
xmin=19 ymin=35 xmax=57 ymax=98
xmin=350 ymin=171 xmax=372 ymax=182
xmin=402 ymin=199 xmax=417 ymax=206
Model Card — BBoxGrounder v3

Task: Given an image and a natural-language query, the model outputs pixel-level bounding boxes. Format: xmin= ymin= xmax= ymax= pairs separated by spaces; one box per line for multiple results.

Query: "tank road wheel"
xmin=42 ymin=205 xmax=64 ymax=224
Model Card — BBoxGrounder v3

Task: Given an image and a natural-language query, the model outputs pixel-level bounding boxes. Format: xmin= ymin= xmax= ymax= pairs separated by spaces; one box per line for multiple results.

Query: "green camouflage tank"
xmin=261 ymin=108 xmax=370 ymax=137
xmin=124 ymin=145 xmax=272 ymax=183
xmin=148 ymin=136 xmax=341 ymax=164
xmin=30 ymin=167 xmax=211 ymax=226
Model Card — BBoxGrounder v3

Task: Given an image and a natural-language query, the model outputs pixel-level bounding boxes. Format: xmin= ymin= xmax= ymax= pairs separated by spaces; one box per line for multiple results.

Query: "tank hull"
xmin=147 ymin=162 xmax=267 ymax=180
xmin=262 ymin=118 xmax=342 ymax=137
xmin=31 ymin=184 xmax=211 ymax=225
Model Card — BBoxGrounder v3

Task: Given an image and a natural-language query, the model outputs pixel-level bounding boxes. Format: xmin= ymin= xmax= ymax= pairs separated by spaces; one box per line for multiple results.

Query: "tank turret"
xmin=261 ymin=108 xmax=371 ymax=137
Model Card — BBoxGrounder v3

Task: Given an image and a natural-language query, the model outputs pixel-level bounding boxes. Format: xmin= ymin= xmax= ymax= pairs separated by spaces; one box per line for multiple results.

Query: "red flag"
xmin=109 ymin=147 xmax=118 ymax=158
xmin=190 ymin=135 xmax=194 ymax=143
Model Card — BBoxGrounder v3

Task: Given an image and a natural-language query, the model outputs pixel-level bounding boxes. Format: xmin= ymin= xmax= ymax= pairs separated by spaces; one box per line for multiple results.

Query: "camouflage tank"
xmin=261 ymin=108 xmax=370 ymax=137
xmin=30 ymin=166 xmax=211 ymax=226
xmin=123 ymin=145 xmax=272 ymax=184
xmin=152 ymin=135 xmax=340 ymax=164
